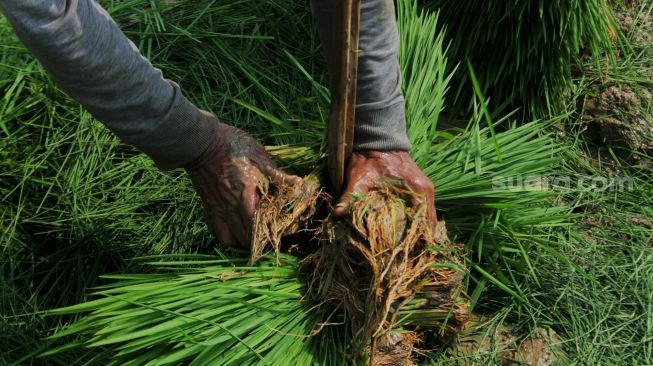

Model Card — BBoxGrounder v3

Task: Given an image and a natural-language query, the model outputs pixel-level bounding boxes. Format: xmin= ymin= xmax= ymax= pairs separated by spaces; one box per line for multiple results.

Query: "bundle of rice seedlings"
xmin=305 ymin=189 xmax=467 ymax=360
xmin=425 ymin=0 xmax=616 ymax=118
xmin=39 ymin=116 xmax=569 ymax=364
xmin=43 ymin=255 xmax=351 ymax=366
xmin=41 ymin=178 xmax=462 ymax=365
xmin=426 ymin=118 xmax=572 ymax=308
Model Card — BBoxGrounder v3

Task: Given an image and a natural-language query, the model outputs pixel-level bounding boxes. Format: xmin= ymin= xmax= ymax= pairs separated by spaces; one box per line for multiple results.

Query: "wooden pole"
xmin=328 ymin=0 xmax=361 ymax=197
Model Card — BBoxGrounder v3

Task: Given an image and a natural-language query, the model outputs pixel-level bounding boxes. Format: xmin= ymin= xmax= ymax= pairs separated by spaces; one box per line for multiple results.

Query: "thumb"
xmin=333 ymin=194 xmax=352 ymax=218
xmin=334 ymin=181 xmax=369 ymax=218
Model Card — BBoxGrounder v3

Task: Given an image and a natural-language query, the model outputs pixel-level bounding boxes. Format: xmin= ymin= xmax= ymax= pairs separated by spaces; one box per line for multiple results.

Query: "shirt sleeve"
xmin=0 ymin=0 xmax=216 ymax=169
xmin=311 ymin=0 xmax=411 ymax=151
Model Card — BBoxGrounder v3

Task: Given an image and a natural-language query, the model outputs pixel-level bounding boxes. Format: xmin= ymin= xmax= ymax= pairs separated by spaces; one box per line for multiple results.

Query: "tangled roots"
xmin=306 ymin=189 xmax=468 ymax=361
xmin=249 ymin=181 xmax=468 ymax=363
xmin=250 ymin=175 xmax=325 ymax=264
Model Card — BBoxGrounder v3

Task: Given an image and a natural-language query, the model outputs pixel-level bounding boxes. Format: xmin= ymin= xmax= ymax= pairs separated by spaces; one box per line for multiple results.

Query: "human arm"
xmin=0 ymin=0 xmax=213 ymax=169
xmin=0 ymin=0 xmax=296 ymax=247
xmin=311 ymin=0 xmax=436 ymax=223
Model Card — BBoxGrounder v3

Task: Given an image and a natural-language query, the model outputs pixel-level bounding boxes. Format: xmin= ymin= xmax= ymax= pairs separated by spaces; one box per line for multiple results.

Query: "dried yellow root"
xmin=249 ymin=175 xmax=325 ymax=265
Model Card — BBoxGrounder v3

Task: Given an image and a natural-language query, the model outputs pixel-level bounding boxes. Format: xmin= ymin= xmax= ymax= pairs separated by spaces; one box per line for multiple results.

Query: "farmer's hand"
xmin=333 ymin=151 xmax=436 ymax=225
xmin=185 ymin=116 xmax=300 ymax=248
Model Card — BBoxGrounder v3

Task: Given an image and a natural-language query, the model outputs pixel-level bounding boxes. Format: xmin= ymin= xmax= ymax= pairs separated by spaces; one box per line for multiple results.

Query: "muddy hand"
xmin=333 ymin=150 xmax=436 ymax=226
xmin=185 ymin=113 xmax=300 ymax=248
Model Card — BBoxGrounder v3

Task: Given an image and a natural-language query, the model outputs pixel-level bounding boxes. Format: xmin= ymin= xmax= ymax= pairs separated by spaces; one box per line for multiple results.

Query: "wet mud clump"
xmin=370 ymin=332 xmax=419 ymax=366
xmin=453 ymin=316 xmax=564 ymax=366
xmin=583 ymin=84 xmax=653 ymax=157
xmin=305 ymin=189 xmax=468 ymax=364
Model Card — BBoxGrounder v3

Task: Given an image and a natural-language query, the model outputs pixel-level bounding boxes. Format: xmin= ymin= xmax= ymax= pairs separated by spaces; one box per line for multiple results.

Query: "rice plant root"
xmin=250 ymin=174 xmax=326 ymax=264
xmin=305 ymin=188 xmax=469 ymax=363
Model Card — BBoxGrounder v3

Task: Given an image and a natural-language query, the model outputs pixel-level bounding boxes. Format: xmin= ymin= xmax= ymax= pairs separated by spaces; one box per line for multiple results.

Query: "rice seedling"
xmin=42 ymin=255 xmax=353 ymax=366
xmin=306 ymin=189 xmax=467 ymax=351
xmin=425 ymin=0 xmax=617 ymax=118
xmin=38 ymin=116 xmax=573 ymax=364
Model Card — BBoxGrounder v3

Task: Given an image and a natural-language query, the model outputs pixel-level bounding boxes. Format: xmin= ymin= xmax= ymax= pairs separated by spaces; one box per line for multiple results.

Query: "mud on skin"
xmin=185 ymin=115 xmax=299 ymax=248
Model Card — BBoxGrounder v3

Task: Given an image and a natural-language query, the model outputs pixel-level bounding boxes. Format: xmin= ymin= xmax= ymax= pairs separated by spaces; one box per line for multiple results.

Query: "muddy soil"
xmin=581 ymin=3 xmax=653 ymax=161
xmin=616 ymin=3 xmax=652 ymax=45
xmin=582 ymin=83 xmax=653 ymax=158
xmin=371 ymin=332 xmax=419 ymax=366
xmin=453 ymin=316 xmax=564 ymax=366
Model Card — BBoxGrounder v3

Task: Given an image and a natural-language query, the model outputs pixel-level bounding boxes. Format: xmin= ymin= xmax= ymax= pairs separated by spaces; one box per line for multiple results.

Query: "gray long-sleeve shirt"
xmin=0 ymin=0 xmax=410 ymax=170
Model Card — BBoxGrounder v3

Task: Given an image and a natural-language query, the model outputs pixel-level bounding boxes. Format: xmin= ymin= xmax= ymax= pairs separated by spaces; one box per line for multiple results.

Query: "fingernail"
xmin=333 ymin=204 xmax=348 ymax=217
